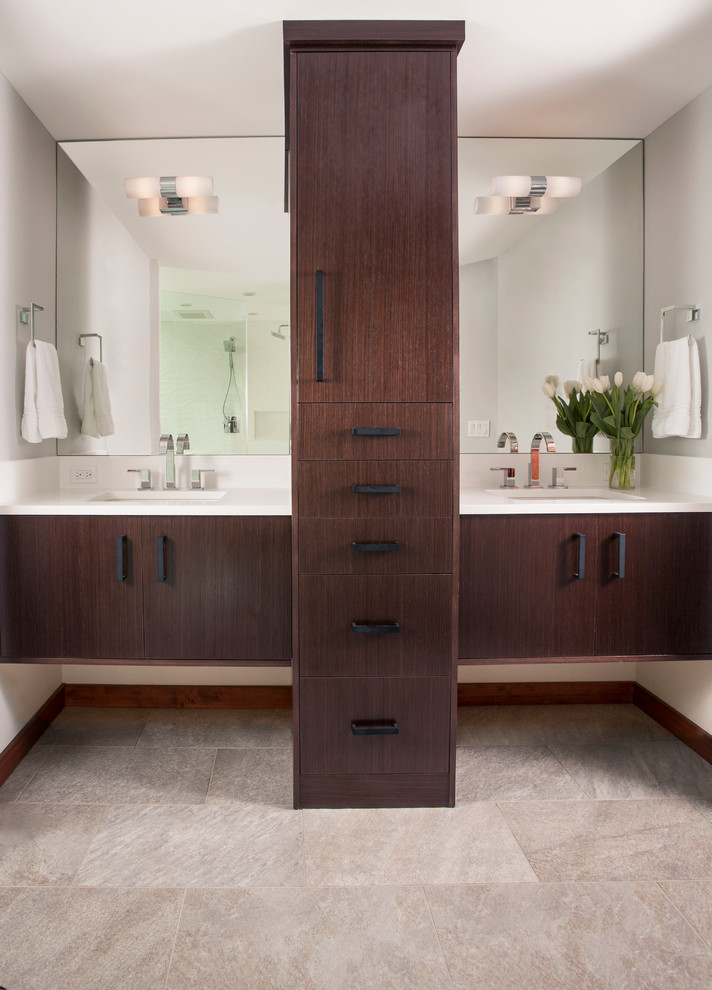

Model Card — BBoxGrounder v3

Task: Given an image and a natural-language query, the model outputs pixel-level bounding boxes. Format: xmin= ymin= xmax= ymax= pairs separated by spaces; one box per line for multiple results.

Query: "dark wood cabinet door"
xmin=596 ymin=513 xmax=712 ymax=656
xmin=294 ymin=50 xmax=455 ymax=402
xmin=141 ymin=517 xmax=291 ymax=661
xmin=299 ymin=676 xmax=451 ymax=775
xmin=298 ymin=460 xmax=452 ymax=518
xmin=0 ymin=516 xmax=143 ymax=659
xmin=298 ymin=403 xmax=453 ymax=460
xmin=459 ymin=515 xmax=598 ymax=660
xmin=299 ymin=575 xmax=451 ymax=676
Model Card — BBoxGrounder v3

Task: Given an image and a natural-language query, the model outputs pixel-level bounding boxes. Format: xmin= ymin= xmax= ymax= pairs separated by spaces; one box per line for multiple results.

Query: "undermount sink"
xmin=91 ymin=490 xmax=226 ymax=502
xmin=485 ymin=488 xmax=644 ymax=502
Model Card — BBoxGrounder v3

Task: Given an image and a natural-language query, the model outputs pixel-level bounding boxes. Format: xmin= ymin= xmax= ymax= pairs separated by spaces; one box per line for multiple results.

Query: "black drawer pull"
xmin=352 ymin=541 xmax=401 ymax=553
xmin=574 ymin=532 xmax=586 ymax=580
xmin=351 ymin=485 xmax=401 ymax=495
xmin=315 ymin=269 xmax=324 ymax=382
xmin=352 ymin=427 xmax=401 ymax=436
xmin=116 ymin=535 xmax=127 ymax=582
xmin=157 ymin=535 xmax=168 ymax=582
xmin=351 ymin=720 xmax=399 ymax=736
xmin=613 ymin=532 xmax=626 ymax=579
xmin=351 ymin=622 xmax=400 ymax=634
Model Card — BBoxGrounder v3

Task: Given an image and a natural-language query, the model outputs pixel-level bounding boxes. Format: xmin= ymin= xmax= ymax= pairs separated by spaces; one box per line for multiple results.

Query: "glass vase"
xmin=609 ymin=437 xmax=636 ymax=489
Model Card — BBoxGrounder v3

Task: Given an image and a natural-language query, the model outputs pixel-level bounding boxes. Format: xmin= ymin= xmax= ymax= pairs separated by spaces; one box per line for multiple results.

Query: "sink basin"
xmin=485 ymin=488 xmax=644 ymax=502
xmin=91 ymin=490 xmax=226 ymax=503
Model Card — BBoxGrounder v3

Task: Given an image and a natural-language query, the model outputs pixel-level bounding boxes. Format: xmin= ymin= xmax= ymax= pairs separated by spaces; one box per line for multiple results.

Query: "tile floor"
xmin=3 ymin=704 xmax=712 ymax=988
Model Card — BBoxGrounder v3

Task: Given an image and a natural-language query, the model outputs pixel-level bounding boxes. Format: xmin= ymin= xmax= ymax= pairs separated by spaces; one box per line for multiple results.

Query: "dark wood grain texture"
xmin=299 ymin=517 xmax=452 ymax=575
xmin=299 ymin=574 xmax=451 ymax=676
xmin=298 ymin=403 xmax=453 ymax=459
xmin=298 ymin=773 xmax=452 ymax=808
xmin=64 ymin=684 xmax=292 ymax=709
xmin=298 ymin=460 xmax=453 ymax=518
xmin=0 ymin=686 xmax=65 ymax=786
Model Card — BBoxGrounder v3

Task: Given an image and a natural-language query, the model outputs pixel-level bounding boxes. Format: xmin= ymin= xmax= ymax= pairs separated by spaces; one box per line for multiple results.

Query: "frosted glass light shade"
xmin=186 ymin=195 xmax=219 ymax=215
xmin=473 ymin=196 xmax=511 ymax=215
xmin=137 ymin=197 xmax=164 ymax=217
xmin=545 ymin=175 xmax=582 ymax=197
xmin=174 ymin=175 xmax=213 ymax=197
xmin=124 ymin=176 xmax=161 ymax=198
xmin=489 ymin=174 xmax=582 ymax=198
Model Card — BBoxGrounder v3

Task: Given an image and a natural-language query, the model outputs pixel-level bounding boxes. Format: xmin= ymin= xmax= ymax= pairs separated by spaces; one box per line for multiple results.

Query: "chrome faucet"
xmin=159 ymin=434 xmax=176 ymax=489
xmin=496 ymin=431 xmax=519 ymax=453
xmin=176 ymin=433 xmax=190 ymax=454
xmin=526 ymin=431 xmax=556 ymax=488
xmin=127 ymin=468 xmax=152 ymax=490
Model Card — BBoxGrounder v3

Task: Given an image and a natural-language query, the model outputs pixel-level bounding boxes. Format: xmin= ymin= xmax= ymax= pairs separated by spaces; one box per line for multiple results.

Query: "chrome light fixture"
xmin=474 ymin=174 xmax=581 ymax=216
xmin=123 ymin=175 xmax=219 ymax=216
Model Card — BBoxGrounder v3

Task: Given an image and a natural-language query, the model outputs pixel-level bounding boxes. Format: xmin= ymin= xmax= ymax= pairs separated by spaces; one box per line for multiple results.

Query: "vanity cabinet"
xmin=459 ymin=512 xmax=712 ymax=661
xmin=286 ymin=21 xmax=464 ymax=808
xmin=0 ymin=515 xmax=291 ymax=662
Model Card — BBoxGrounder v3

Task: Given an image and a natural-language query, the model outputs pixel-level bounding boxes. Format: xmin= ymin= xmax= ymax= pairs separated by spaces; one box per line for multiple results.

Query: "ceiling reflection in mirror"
xmin=56 ymin=137 xmax=290 ymax=455
xmin=55 ymin=135 xmax=643 ymax=456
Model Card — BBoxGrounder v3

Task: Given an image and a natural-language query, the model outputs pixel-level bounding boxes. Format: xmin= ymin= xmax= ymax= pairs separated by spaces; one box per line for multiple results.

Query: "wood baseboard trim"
xmin=0 ymin=685 xmax=65 ymax=786
xmin=63 ymin=684 xmax=293 ymax=709
xmin=633 ymin=684 xmax=712 ymax=764
xmin=457 ymin=681 xmax=636 ymax=706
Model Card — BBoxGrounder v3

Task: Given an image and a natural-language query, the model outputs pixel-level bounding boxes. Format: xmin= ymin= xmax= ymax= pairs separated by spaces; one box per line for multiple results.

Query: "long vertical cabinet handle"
xmin=613 ymin=532 xmax=626 ymax=579
xmin=573 ymin=533 xmax=586 ymax=580
xmin=157 ymin=535 xmax=168 ymax=582
xmin=315 ymin=268 xmax=324 ymax=382
xmin=116 ymin=535 xmax=127 ymax=582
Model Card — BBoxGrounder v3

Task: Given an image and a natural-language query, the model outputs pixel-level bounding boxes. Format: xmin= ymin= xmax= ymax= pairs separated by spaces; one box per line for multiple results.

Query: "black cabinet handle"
xmin=352 ymin=427 xmax=401 ymax=436
xmin=351 ymin=720 xmax=399 ymax=736
xmin=116 ymin=535 xmax=127 ymax=582
xmin=351 ymin=541 xmax=401 ymax=553
xmin=351 ymin=485 xmax=401 ymax=495
xmin=351 ymin=622 xmax=400 ymax=634
xmin=157 ymin=535 xmax=168 ymax=582
xmin=315 ymin=269 xmax=324 ymax=382
xmin=573 ymin=533 xmax=586 ymax=580
xmin=613 ymin=532 xmax=626 ymax=579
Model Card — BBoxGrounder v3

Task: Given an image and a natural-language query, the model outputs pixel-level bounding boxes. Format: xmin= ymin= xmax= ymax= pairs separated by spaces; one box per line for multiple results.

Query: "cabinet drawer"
xmin=298 ymin=403 xmax=452 ymax=459
xmin=299 ymin=575 xmax=451 ymax=676
xmin=299 ymin=676 xmax=452 ymax=775
xmin=298 ymin=460 xmax=452 ymax=518
xmin=299 ymin=518 xmax=452 ymax=574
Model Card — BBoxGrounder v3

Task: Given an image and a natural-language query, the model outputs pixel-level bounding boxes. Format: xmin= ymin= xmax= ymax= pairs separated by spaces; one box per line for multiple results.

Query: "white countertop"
xmin=460 ymin=485 xmax=712 ymax=514
xmin=3 ymin=484 xmax=712 ymax=516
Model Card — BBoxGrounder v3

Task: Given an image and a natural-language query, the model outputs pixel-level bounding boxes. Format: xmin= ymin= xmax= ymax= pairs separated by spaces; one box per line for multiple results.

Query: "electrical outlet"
xmin=467 ymin=420 xmax=491 ymax=438
xmin=70 ymin=466 xmax=97 ymax=484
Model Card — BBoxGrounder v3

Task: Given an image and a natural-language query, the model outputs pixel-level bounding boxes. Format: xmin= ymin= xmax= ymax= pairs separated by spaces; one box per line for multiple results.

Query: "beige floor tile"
xmin=457 ymin=704 xmax=671 ymax=747
xmin=17 ymin=745 xmax=216 ymax=804
xmin=75 ymin=803 xmax=305 ymax=887
xmin=661 ymin=880 xmax=712 ymax=947
xmin=167 ymin=886 xmax=451 ymax=989
xmin=136 ymin=708 xmax=292 ymax=748
xmin=500 ymin=798 xmax=712 ymax=881
xmin=207 ymin=748 xmax=292 ymax=807
xmin=0 ymin=886 xmax=183 ymax=990
xmin=426 ymin=881 xmax=712 ymax=989
xmin=38 ymin=706 xmax=148 ymax=747
xmin=303 ymin=805 xmax=537 ymax=886
xmin=456 ymin=745 xmax=585 ymax=801
xmin=0 ymin=803 xmax=105 ymax=885
xmin=549 ymin=739 xmax=712 ymax=800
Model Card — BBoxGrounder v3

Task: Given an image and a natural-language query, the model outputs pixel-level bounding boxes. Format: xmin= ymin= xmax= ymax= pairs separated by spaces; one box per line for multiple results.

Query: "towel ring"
xmin=78 ymin=332 xmax=103 ymax=362
xmin=660 ymin=305 xmax=700 ymax=343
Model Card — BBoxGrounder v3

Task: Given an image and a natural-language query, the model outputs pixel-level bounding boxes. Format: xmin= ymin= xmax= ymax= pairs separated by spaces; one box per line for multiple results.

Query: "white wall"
xmin=0 ymin=70 xmax=61 ymax=751
xmin=637 ymin=81 xmax=712 ymax=734
xmin=459 ymin=259 xmax=498 ymax=453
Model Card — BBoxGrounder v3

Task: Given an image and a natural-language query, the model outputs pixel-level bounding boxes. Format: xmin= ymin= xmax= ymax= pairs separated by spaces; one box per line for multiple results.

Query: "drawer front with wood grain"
xmin=299 ymin=518 xmax=452 ymax=575
xmin=299 ymin=675 xmax=452 ymax=775
xmin=298 ymin=460 xmax=452 ymax=518
xmin=299 ymin=574 xmax=451 ymax=676
xmin=298 ymin=403 xmax=453 ymax=460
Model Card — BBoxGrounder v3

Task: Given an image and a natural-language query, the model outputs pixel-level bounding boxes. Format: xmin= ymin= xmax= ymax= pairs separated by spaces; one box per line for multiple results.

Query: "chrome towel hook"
xmin=19 ymin=302 xmax=44 ymax=344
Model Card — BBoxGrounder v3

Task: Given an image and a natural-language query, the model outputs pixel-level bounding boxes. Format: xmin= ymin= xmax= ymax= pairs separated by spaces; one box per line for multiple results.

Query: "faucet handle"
xmin=496 ymin=431 xmax=519 ymax=453
xmin=176 ymin=433 xmax=190 ymax=453
xmin=127 ymin=468 xmax=152 ymax=490
xmin=191 ymin=468 xmax=214 ymax=491
xmin=159 ymin=433 xmax=174 ymax=452
xmin=490 ymin=466 xmax=517 ymax=489
xmin=549 ymin=466 xmax=576 ymax=489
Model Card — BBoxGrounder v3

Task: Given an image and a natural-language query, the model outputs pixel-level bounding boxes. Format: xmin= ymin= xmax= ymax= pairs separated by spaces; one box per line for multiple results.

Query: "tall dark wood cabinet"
xmin=285 ymin=21 xmax=464 ymax=808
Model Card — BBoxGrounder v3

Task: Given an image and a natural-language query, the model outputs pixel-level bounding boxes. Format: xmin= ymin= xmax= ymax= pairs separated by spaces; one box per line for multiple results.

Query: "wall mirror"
xmin=458 ymin=138 xmax=643 ymax=454
xmin=56 ymin=137 xmax=290 ymax=455
xmin=55 ymin=135 xmax=643 ymax=456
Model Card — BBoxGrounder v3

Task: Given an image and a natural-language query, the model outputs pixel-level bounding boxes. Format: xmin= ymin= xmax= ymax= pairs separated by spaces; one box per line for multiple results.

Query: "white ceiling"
xmin=1 ymin=0 xmax=712 ymax=141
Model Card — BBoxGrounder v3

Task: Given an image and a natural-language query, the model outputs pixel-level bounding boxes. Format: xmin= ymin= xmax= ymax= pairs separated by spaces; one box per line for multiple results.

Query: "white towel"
xmin=652 ymin=336 xmax=702 ymax=439
xmin=21 ymin=341 xmax=67 ymax=443
xmin=578 ymin=358 xmax=598 ymax=383
xmin=81 ymin=358 xmax=115 ymax=438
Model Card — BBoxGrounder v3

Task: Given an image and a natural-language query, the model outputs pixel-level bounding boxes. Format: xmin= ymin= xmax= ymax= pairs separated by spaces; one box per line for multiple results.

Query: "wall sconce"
xmin=474 ymin=174 xmax=581 ymax=215
xmin=123 ymin=176 xmax=219 ymax=216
